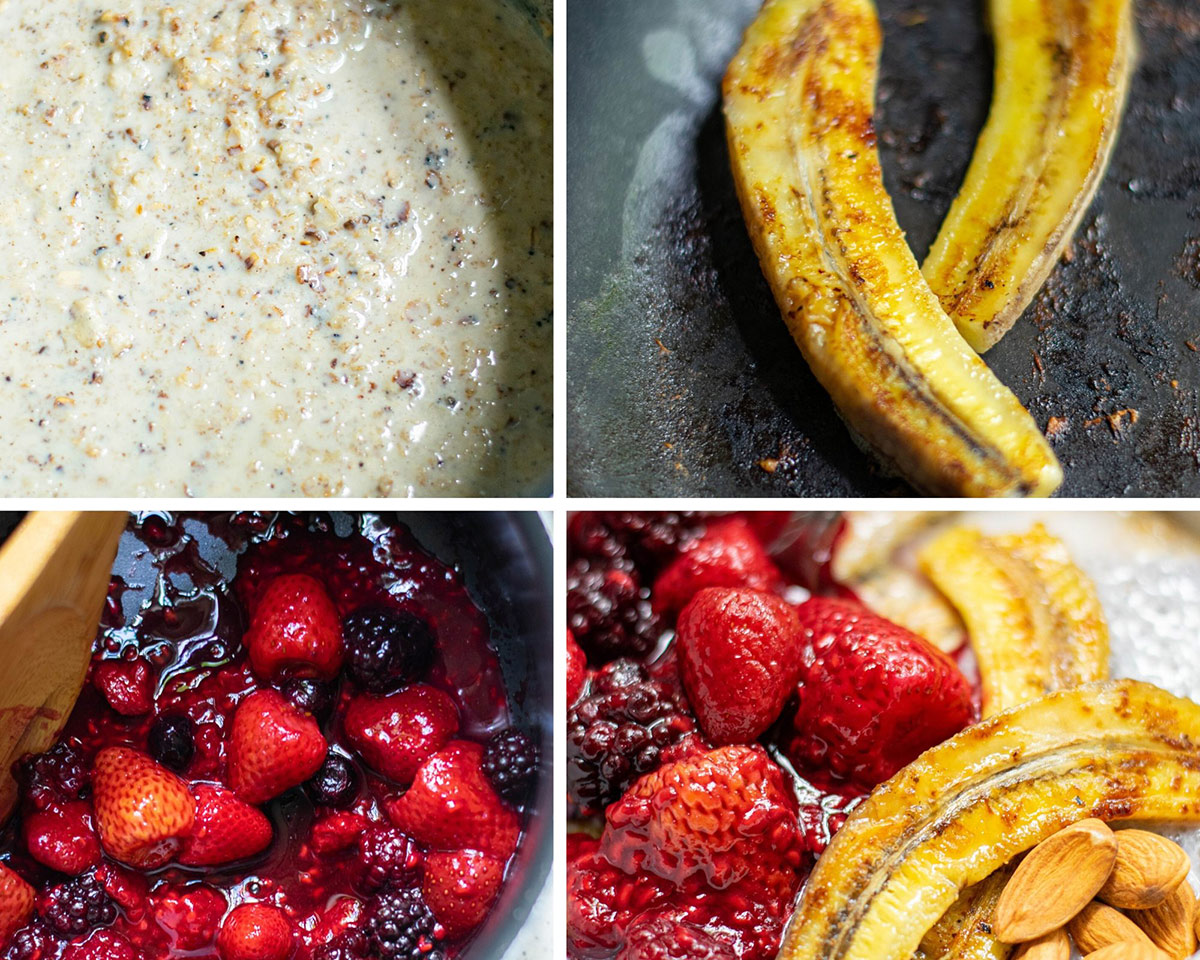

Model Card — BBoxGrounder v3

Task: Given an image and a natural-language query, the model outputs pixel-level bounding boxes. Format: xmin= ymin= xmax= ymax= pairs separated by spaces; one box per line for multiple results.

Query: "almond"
xmin=1099 ymin=831 xmax=1191 ymax=910
xmin=1069 ymin=901 xmax=1154 ymax=954
xmin=994 ymin=818 xmax=1119 ymax=943
xmin=1013 ymin=928 xmax=1070 ymax=960
xmin=1084 ymin=945 xmax=1173 ymax=960
xmin=1132 ymin=880 xmax=1198 ymax=960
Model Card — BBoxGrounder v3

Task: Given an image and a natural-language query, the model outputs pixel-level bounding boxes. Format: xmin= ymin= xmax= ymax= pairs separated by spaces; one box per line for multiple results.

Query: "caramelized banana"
xmin=917 ymin=866 xmax=1015 ymax=960
xmin=917 ymin=524 xmax=1108 ymax=717
xmin=723 ymin=0 xmax=1062 ymax=497
xmin=777 ymin=681 xmax=1200 ymax=960
xmin=922 ymin=0 xmax=1135 ymax=351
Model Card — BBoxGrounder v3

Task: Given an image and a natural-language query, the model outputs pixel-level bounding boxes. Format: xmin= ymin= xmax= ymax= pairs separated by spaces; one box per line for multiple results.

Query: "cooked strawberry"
xmin=675 ymin=587 xmax=804 ymax=745
xmin=92 ymin=659 xmax=155 ymax=716
xmin=62 ymin=928 xmax=144 ymax=960
xmin=385 ymin=741 xmax=519 ymax=860
xmin=0 ymin=862 xmax=34 ymax=951
xmin=92 ymin=747 xmax=196 ymax=869
xmin=616 ymin=911 xmax=738 ymax=960
xmin=601 ymin=744 xmax=803 ymax=903
xmin=422 ymin=849 xmax=504 ymax=939
xmin=178 ymin=783 xmax=273 ymax=866
xmin=652 ymin=517 xmax=783 ymax=617
xmin=342 ymin=685 xmax=459 ymax=784
xmin=789 ymin=597 xmax=975 ymax=789
xmin=243 ymin=573 xmax=344 ymax=682
xmin=23 ymin=800 xmax=102 ymax=875
xmin=151 ymin=884 xmax=227 ymax=952
xmin=567 ymin=630 xmax=586 ymax=706
xmin=310 ymin=812 xmax=370 ymax=855
xmin=227 ymin=689 xmax=328 ymax=805
xmin=217 ymin=903 xmax=293 ymax=960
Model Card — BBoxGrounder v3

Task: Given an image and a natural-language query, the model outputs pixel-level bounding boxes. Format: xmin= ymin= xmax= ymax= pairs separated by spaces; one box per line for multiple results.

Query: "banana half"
xmin=777 ymin=680 xmax=1200 ymax=960
xmin=723 ymin=0 xmax=1062 ymax=497
xmin=922 ymin=0 xmax=1135 ymax=352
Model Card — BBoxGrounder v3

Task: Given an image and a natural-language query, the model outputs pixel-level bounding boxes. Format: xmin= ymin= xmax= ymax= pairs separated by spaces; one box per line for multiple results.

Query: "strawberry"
xmin=652 ymin=517 xmax=782 ymax=617
xmin=310 ymin=812 xmax=370 ymax=855
xmin=567 ymin=630 xmax=586 ymax=706
xmin=178 ymin=783 xmax=273 ymax=866
xmin=422 ymin=849 xmax=504 ymax=939
xmin=385 ymin=741 xmax=519 ymax=860
xmin=23 ymin=800 xmax=102 ymax=875
xmin=151 ymin=884 xmax=227 ymax=952
xmin=342 ymin=685 xmax=459 ymax=784
xmin=92 ymin=659 xmax=155 ymax=716
xmin=0 ymin=862 xmax=34 ymax=951
xmin=62 ymin=928 xmax=143 ymax=960
xmin=217 ymin=903 xmax=293 ymax=960
xmin=789 ymin=597 xmax=975 ymax=789
xmin=228 ymin=689 xmax=328 ymax=804
xmin=675 ymin=587 xmax=804 ymax=745
xmin=243 ymin=573 xmax=344 ymax=682
xmin=601 ymin=744 xmax=803 ymax=904
xmin=92 ymin=747 xmax=195 ymax=868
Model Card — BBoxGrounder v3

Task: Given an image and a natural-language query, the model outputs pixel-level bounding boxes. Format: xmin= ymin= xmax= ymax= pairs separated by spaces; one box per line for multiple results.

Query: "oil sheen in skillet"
xmin=0 ymin=0 xmax=552 ymax=496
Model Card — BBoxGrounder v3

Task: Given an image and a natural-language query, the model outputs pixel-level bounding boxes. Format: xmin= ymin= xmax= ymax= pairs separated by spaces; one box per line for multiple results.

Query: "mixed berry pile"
xmin=0 ymin=513 xmax=537 ymax=960
xmin=566 ymin=512 xmax=977 ymax=960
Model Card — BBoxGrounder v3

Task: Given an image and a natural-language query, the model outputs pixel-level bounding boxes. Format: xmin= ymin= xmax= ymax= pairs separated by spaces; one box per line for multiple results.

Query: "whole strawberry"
xmin=342 ymin=685 xmax=459 ymax=784
xmin=243 ymin=573 xmax=344 ymax=682
xmin=422 ymin=849 xmax=504 ymax=939
xmin=92 ymin=747 xmax=196 ymax=868
xmin=676 ymin=587 xmax=803 ymax=745
xmin=217 ymin=903 xmax=293 ymax=960
xmin=228 ymin=689 xmax=328 ymax=805
xmin=0 ymin=863 xmax=34 ymax=951
xmin=652 ymin=517 xmax=782 ymax=617
xmin=385 ymin=740 xmax=519 ymax=860
xmin=178 ymin=783 xmax=273 ymax=866
xmin=92 ymin=659 xmax=155 ymax=716
xmin=789 ymin=597 xmax=974 ymax=789
xmin=23 ymin=800 xmax=102 ymax=875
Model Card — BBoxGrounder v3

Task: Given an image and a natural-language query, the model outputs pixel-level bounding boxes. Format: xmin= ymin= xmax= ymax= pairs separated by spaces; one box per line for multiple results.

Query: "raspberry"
xmin=616 ymin=913 xmax=738 ymax=960
xmin=18 ymin=739 xmax=89 ymax=812
xmin=567 ymin=559 xmax=661 ymax=663
xmin=342 ymin=608 xmax=435 ymax=692
xmin=357 ymin=826 xmax=421 ymax=893
xmin=567 ymin=659 xmax=695 ymax=813
xmin=148 ymin=715 xmax=194 ymax=772
xmin=481 ymin=728 xmax=538 ymax=806
xmin=39 ymin=875 xmax=116 ymax=937
xmin=313 ymin=931 xmax=369 ymax=960
xmin=5 ymin=921 xmax=55 ymax=960
xmin=366 ymin=889 xmax=443 ymax=960
xmin=306 ymin=754 xmax=361 ymax=808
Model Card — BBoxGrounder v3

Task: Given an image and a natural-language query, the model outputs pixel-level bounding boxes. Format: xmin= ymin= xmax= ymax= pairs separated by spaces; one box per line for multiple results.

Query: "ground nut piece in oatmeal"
xmin=0 ymin=0 xmax=552 ymax=496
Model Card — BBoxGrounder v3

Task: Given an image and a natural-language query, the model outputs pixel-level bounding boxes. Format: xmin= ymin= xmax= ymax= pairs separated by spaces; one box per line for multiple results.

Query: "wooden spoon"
xmin=0 ymin=511 xmax=127 ymax=822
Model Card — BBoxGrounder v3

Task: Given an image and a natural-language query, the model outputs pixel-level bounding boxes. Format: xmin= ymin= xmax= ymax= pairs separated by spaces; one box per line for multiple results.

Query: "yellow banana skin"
xmin=723 ymin=0 xmax=1062 ymax=497
xmin=917 ymin=524 xmax=1109 ymax=717
xmin=922 ymin=0 xmax=1135 ymax=352
xmin=777 ymin=680 xmax=1200 ymax=960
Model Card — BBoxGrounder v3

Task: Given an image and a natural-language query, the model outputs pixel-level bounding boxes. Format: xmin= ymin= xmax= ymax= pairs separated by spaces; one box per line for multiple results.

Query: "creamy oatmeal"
xmin=0 ymin=0 xmax=552 ymax=496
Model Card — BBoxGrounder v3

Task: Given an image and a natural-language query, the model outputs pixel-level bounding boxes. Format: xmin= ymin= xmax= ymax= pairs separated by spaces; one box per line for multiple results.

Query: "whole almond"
xmin=1084 ymin=945 xmax=1173 ymax=960
xmin=1099 ymin=831 xmax=1191 ymax=910
xmin=1013 ymin=928 xmax=1070 ymax=960
xmin=1069 ymin=902 xmax=1155 ymax=953
xmin=994 ymin=819 xmax=1119 ymax=943
xmin=1133 ymin=880 xmax=1198 ymax=960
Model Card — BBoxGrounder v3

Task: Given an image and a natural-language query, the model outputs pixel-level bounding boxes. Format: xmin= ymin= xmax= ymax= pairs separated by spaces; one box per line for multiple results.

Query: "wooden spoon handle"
xmin=0 ymin=511 xmax=127 ymax=822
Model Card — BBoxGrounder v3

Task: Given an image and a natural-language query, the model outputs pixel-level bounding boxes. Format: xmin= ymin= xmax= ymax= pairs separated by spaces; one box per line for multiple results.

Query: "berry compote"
xmin=0 ymin=512 xmax=537 ymax=960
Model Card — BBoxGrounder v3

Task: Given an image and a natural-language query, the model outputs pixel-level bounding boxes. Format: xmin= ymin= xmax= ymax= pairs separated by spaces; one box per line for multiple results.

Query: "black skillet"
xmin=567 ymin=0 xmax=1200 ymax=497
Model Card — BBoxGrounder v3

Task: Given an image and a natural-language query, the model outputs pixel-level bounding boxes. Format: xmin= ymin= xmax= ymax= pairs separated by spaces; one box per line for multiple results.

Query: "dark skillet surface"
xmin=567 ymin=0 xmax=1200 ymax=497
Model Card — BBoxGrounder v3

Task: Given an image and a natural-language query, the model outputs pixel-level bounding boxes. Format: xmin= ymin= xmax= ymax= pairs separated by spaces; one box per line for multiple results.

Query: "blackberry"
xmin=342 ymin=608 xmax=436 ymax=692
xmin=481 ymin=728 xmax=539 ymax=806
xmin=569 ymin=512 xmax=703 ymax=575
xmin=567 ymin=659 xmax=696 ymax=812
xmin=148 ymin=714 xmax=194 ymax=772
xmin=18 ymin=738 xmax=89 ymax=811
xmin=567 ymin=558 xmax=661 ymax=663
xmin=39 ymin=875 xmax=116 ymax=937
xmin=282 ymin=677 xmax=334 ymax=718
xmin=366 ymin=888 xmax=443 ymax=960
xmin=357 ymin=826 xmax=421 ymax=893
xmin=313 ymin=930 xmax=369 ymax=960
xmin=306 ymin=753 xmax=360 ymax=807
